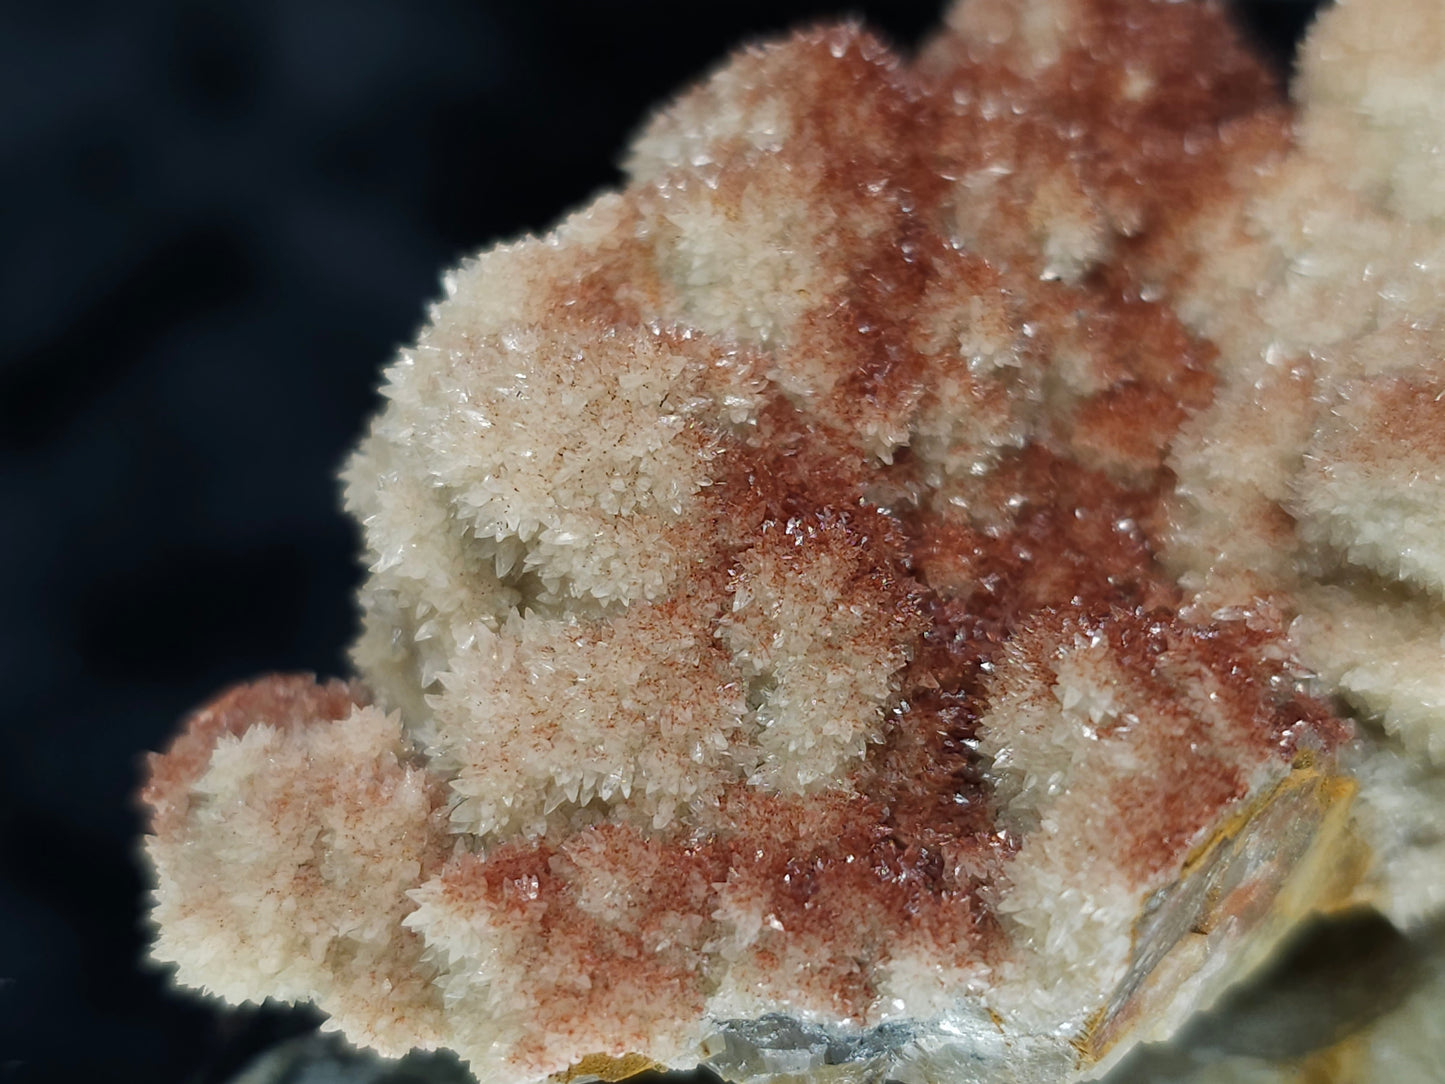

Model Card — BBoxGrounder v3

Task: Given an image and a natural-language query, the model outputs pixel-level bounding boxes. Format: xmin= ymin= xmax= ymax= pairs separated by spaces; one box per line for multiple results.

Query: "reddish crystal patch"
xmin=141 ymin=674 xmax=367 ymax=836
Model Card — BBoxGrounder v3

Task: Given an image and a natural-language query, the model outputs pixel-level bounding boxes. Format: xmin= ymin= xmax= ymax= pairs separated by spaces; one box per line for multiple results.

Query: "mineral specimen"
xmin=140 ymin=0 xmax=1445 ymax=1081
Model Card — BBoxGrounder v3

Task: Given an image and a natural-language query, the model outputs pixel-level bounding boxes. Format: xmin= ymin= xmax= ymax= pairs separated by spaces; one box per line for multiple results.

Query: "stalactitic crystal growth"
xmin=141 ymin=0 xmax=1445 ymax=1081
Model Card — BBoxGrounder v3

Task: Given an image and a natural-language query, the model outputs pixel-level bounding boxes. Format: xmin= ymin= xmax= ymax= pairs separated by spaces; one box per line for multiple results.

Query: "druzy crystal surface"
xmin=141 ymin=0 xmax=1445 ymax=1081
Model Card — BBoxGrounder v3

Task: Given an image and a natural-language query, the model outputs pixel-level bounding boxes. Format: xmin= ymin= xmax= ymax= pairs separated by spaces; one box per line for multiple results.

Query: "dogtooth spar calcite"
xmin=141 ymin=0 xmax=1445 ymax=1080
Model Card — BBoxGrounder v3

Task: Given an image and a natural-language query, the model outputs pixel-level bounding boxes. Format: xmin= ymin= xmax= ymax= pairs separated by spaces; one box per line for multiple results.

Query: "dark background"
xmin=0 ymin=2 xmax=1322 ymax=1081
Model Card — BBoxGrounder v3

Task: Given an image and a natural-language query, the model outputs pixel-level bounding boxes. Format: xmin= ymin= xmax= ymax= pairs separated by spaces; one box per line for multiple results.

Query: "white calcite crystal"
xmin=141 ymin=0 xmax=1445 ymax=1081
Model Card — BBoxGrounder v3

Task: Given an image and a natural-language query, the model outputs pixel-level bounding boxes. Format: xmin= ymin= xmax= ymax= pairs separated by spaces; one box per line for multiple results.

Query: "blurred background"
xmin=0 ymin=2 xmax=1323 ymax=1081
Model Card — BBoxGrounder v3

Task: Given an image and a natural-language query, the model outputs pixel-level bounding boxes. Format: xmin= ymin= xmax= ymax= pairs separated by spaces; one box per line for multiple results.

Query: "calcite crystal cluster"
xmin=141 ymin=0 xmax=1445 ymax=1081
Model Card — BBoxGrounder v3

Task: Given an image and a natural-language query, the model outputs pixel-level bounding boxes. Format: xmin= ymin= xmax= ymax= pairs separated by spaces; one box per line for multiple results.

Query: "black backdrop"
xmin=0 ymin=2 xmax=1321 ymax=1081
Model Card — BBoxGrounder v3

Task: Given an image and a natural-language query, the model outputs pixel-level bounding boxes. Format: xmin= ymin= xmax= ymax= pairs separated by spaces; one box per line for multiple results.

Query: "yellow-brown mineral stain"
xmin=554 ymin=1053 xmax=661 ymax=1083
